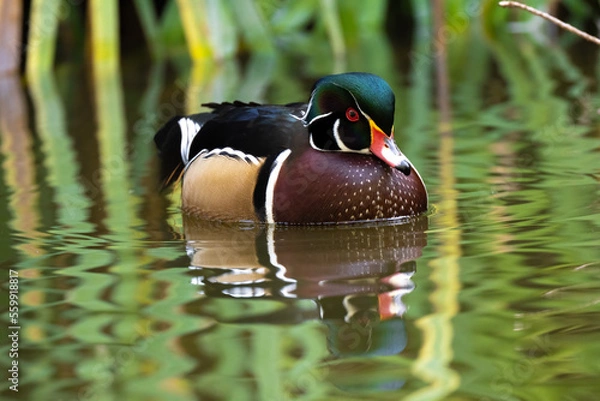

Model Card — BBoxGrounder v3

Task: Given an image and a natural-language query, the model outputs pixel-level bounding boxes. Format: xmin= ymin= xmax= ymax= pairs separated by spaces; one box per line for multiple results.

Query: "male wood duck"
xmin=154 ymin=72 xmax=428 ymax=224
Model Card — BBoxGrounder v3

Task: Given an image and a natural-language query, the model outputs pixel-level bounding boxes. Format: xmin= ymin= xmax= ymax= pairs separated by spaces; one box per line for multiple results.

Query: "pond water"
xmin=1 ymin=19 xmax=600 ymax=401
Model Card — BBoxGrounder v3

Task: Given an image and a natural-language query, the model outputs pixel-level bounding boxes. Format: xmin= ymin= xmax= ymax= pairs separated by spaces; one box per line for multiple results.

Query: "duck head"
xmin=303 ymin=72 xmax=411 ymax=175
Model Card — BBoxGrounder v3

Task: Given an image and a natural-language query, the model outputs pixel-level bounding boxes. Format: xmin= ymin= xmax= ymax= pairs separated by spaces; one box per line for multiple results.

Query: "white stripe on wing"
xmin=178 ymin=118 xmax=201 ymax=164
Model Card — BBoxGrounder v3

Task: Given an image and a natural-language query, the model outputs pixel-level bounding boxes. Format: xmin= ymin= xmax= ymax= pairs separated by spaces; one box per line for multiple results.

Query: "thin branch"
xmin=499 ymin=1 xmax=600 ymax=46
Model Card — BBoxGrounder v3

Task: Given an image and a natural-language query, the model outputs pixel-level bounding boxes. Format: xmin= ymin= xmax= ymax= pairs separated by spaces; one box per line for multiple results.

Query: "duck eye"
xmin=345 ymin=107 xmax=359 ymax=122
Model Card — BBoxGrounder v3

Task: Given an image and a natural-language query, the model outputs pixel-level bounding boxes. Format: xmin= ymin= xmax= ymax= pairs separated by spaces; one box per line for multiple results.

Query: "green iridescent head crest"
xmin=304 ymin=73 xmax=396 ymax=152
xmin=304 ymin=72 xmax=395 ymax=133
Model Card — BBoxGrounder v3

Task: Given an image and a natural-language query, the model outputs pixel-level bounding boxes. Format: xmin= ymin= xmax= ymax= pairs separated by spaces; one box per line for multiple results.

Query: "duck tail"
xmin=154 ymin=113 xmax=217 ymax=189
xmin=153 ymin=116 xmax=185 ymax=189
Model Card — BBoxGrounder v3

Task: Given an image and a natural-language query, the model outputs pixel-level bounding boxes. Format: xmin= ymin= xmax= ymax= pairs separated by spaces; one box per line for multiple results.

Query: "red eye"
xmin=345 ymin=107 xmax=359 ymax=122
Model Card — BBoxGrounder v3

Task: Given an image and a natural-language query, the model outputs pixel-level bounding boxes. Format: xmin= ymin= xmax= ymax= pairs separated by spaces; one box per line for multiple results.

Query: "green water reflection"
xmin=184 ymin=218 xmax=426 ymax=399
xmin=1 ymin=6 xmax=600 ymax=401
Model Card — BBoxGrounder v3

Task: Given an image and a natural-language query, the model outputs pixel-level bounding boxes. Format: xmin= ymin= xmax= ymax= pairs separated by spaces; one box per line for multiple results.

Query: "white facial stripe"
xmin=306 ymin=82 xmax=387 ymax=130
xmin=308 ymin=134 xmax=319 ymax=151
xmin=305 ymin=111 xmax=333 ymax=126
xmin=310 ymin=122 xmax=370 ymax=154
xmin=332 ymin=119 xmax=352 ymax=151
xmin=303 ymin=90 xmax=316 ymax=124
xmin=265 ymin=149 xmax=292 ymax=224
xmin=178 ymin=118 xmax=201 ymax=164
xmin=290 ymin=112 xmax=304 ymax=121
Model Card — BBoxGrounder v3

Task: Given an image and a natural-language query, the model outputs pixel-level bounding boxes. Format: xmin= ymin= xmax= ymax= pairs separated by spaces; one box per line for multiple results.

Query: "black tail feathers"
xmin=154 ymin=116 xmax=185 ymax=189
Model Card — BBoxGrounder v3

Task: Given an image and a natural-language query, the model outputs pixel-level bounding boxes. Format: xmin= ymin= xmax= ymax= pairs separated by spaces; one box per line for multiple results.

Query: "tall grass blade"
xmin=133 ymin=0 xmax=164 ymax=58
xmin=176 ymin=0 xmax=213 ymax=61
xmin=319 ymin=0 xmax=346 ymax=71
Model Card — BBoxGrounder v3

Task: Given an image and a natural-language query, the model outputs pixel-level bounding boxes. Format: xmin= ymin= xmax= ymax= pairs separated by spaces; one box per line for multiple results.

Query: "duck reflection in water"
xmin=185 ymin=216 xmax=427 ymax=365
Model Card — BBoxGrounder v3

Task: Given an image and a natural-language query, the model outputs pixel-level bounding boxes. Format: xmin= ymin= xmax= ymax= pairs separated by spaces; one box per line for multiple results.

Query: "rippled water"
xmin=1 ymin=22 xmax=600 ymax=401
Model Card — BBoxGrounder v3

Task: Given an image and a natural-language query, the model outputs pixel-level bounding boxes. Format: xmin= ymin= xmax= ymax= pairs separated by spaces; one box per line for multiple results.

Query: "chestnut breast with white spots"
xmin=271 ymin=148 xmax=428 ymax=224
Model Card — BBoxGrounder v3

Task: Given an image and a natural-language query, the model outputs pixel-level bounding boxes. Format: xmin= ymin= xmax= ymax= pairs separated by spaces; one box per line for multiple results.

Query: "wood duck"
xmin=154 ymin=72 xmax=428 ymax=224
